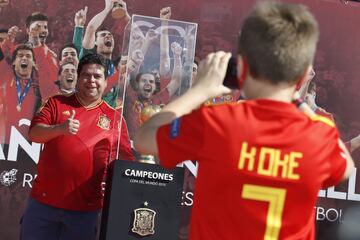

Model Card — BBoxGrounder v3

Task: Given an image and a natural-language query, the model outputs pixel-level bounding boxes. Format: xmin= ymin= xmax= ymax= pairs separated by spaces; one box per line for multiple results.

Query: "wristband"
xmin=292 ymin=98 xmax=304 ymax=108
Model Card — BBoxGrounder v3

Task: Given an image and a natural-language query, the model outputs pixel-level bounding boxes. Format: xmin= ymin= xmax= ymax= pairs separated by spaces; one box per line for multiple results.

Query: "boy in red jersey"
xmin=135 ymin=1 xmax=354 ymax=240
xmin=20 ymin=54 xmax=134 ymax=240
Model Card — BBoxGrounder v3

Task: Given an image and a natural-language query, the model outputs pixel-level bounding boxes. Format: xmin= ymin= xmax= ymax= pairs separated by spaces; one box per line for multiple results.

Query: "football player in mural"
xmin=55 ymin=62 xmax=78 ymax=95
xmin=135 ymin=2 xmax=354 ymax=240
xmin=25 ymin=12 xmax=59 ymax=99
xmin=0 ymin=44 xmax=41 ymax=143
xmin=124 ymin=40 xmax=183 ymax=139
xmin=20 ymin=53 xmax=134 ymax=240
xmin=1 ymin=13 xmax=59 ymax=100
xmin=58 ymin=43 xmax=80 ymax=67
xmin=81 ymin=0 xmax=130 ymax=95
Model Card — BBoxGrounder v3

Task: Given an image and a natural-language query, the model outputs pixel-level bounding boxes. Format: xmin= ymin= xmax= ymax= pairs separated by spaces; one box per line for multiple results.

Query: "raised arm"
xmin=73 ymin=6 xmax=88 ymax=52
xmin=82 ymin=0 xmax=113 ymax=50
xmin=134 ymin=52 xmax=232 ymax=156
xmin=166 ymin=42 xmax=182 ymax=97
xmin=159 ymin=7 xmax=171 ymax=77
xmin=1 ymin=26 xmax=20 ymax=59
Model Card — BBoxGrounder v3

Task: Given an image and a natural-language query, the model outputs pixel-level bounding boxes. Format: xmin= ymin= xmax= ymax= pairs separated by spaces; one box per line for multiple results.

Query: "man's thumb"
xmin=69 ymin=109 xmax=76 ymax=119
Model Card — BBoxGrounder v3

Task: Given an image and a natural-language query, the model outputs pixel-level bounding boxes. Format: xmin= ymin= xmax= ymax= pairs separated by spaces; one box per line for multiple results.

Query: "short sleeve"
xmin=322 ymin=127 xmax=347 ymax=188
xmin=156 ymin=108 xmax=205 ymax=168
xmin=29 ymin=97 xmax=57 ymax=130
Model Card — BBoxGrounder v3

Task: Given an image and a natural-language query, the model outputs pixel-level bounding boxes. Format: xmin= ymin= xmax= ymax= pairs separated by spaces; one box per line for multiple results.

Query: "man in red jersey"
xmin=0 ymin=44 xmax=42 ymax=144
xmin=20 ymin=53 xmax=134 ymax=240
xmin=135 ymin=2 xmax=354 ymax=240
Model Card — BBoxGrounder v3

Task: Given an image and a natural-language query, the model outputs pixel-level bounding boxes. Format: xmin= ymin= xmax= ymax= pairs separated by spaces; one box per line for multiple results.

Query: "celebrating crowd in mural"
xmin=1 ymin=0 xmax=360 ymax=239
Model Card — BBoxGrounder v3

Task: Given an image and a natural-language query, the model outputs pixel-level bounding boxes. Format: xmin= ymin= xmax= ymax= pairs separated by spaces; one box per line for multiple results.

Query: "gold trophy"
xmin=139 ymin=105 xmax=162 ymax=164
xmin=111 ymin=1 xmax=126 ymax=19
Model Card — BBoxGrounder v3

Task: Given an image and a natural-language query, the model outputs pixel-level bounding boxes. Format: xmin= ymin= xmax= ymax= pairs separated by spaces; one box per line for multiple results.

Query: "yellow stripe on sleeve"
xmin=310 ymin=115 xmax=335 ymax=128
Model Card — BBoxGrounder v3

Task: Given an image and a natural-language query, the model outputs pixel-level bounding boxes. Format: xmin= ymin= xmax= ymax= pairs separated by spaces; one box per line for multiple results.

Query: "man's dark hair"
xmin=238 ymin=1 xmax=319 ymax=85
xmin=58 ymin=62 xmax=77 ymax=76
xmin=77 ymin=53 xmax=108 ymax=78
xmin=58 ymin=43 xmax=79 ymax=61
xmin=134 ymin=72 xmax=160 ymax=94
xmin=0 ymin=28 xmax=8 ymax=34
xmin=95 ymin=27 xmax=112 ymax=38
xmin=26 ymin=12 xmax=48 ymax=28
xmin=12 ymin=44 xmax=35 ymax=64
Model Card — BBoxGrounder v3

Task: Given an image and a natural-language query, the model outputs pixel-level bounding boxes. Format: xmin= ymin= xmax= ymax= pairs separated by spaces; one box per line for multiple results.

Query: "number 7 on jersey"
xmin=242 ymin=184 xmax=287 ymax=240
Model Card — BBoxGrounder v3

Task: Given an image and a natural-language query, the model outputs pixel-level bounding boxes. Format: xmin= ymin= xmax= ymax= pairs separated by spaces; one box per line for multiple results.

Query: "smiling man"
xmin=20 ymin=53 xmax=134 ymax=240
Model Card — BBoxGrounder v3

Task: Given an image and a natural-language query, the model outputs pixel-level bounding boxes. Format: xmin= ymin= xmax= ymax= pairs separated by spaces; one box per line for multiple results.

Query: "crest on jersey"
xmin=97 ymin=115 xmax=110 ymax=130
xmin=132 ymin=202 xmax=156 ymax=236
xmin=62 ymin=110 xmax=71 ymax=116
xmin=0 ymin=169 xmax=18 ymax=187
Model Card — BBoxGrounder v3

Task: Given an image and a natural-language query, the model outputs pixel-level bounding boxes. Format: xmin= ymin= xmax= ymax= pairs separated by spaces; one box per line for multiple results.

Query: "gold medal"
xmin=16 ymin=104 xmax=22 ymax=112
xmin=132 ymin=201 xmax=156 ymax=236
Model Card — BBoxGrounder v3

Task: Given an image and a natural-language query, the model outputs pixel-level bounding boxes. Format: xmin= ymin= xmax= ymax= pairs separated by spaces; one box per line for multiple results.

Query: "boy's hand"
xmin=193 ymin=51 xmax=232 ymax=99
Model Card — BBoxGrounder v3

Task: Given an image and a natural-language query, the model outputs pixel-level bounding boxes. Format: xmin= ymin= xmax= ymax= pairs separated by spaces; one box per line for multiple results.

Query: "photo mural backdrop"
xmin=1 ymin=0 xmax=360 ymax=239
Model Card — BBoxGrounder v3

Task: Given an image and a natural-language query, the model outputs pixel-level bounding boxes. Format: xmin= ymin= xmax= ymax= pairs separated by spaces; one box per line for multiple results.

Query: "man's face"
xmin=61 ymin=47 xmax=79 ymax=66
xmin=0 ymin=32 xmax=7 ymax=45
xmin=138 ymin=73 xmax=156 ymax=100
xmin=28 ymin=20 xmax=48 ymax=44
xmin=77 ymin=64 xmax=107 ymax=102
xmin=96 ymin=30 xmax=114 ymax=55
xmin=59 ymin=63 xmax=77 ymax=91
xmin=13 ymin=49 xmax=34 ymax=79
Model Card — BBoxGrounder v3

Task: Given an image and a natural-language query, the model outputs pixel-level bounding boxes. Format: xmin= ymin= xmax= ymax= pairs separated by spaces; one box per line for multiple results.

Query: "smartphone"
xmin=223 ymin=56 xmax=239 ymax=89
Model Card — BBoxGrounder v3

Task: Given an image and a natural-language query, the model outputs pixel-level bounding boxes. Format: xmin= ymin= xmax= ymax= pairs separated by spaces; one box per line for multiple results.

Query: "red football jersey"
xmin=157 ymin=99 xmax=346 ymax=240
xmin=0 ymin=60 xmax=41 ymax=142
xmin=314 ymin=107 xmax=352 ymax=151
xmin=30 ymin=94 xmax=134 ymax=211
xmin=315 ymin=106 xmax=334 ymax=122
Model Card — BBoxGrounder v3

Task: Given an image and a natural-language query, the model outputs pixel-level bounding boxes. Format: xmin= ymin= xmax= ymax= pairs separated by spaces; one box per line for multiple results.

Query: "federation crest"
xmin=62 ymin=110 xmax=71 ymax=116
xmin=132 ymin=202 xmax=156 ymax=236
xmin=0 ymin=169 xmax=18 ymax=187
xmin=97 ymin=115 xmax=110 ymax=130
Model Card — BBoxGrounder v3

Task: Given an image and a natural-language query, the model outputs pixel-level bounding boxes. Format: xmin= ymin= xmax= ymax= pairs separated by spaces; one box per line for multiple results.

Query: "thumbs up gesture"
xmin=62 ymin=110 xmax=80 ymax=135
